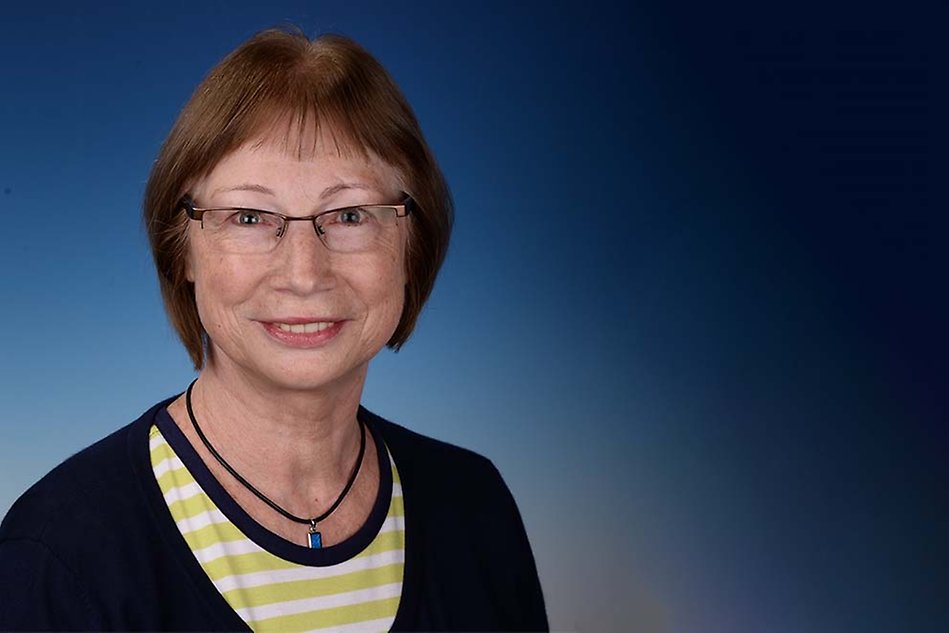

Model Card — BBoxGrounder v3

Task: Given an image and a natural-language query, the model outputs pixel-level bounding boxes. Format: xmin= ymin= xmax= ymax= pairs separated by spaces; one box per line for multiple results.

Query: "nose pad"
xmin=312 ymin=220 xmax=330 ymax=250
xmin=274 ymin=219 xmax=321 ymax=247
xmin=273 ymin=219 xmax=335 ymax=294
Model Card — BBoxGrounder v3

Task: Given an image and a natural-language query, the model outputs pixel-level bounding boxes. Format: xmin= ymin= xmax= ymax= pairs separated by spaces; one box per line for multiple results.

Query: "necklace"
xmin=185 ymin=380 xmax=366 ymax=549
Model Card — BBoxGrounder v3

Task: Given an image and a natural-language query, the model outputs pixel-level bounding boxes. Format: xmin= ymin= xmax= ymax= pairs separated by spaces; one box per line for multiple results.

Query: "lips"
xmin=260 ymin=319 xmax=346 ymax=347
xmin=273 ymin=321 xmax=336 ymax=334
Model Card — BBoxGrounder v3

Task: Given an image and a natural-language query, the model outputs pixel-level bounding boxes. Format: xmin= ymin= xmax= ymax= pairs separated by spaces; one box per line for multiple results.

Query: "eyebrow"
xmin=321 ymin=182 xmax=372 ymax=199
xmin=210 ymin=182 xmax=372 ymax=200
xmin=210 ymin=183 xmax=275 ymax=198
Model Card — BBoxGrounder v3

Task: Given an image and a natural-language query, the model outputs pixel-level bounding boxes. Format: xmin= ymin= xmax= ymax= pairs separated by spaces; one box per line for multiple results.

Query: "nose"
xmin=270 ymin=220 xmax=337 ymax=295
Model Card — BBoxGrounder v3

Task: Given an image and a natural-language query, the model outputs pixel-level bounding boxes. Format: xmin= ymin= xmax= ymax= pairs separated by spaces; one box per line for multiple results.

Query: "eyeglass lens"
xmin=198 ymin=206 xmax=401 ymax=254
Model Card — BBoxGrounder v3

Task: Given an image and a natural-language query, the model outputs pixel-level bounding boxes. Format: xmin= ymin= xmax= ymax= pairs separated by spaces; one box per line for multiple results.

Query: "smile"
xmin=273 ymin=321 xmax=336 ymax=334
xmin=261 ymin=319 xmax=346 ymax=348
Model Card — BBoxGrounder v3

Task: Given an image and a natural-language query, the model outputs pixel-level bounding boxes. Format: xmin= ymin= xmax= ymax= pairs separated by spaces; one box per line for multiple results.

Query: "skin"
xmin=165 ymin=126 xmax=408 ymax=546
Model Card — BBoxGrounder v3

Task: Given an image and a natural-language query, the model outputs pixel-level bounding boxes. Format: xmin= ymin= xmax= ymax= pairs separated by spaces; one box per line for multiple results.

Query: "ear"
xmin=185 ymin=253 xmax=195 ymax=283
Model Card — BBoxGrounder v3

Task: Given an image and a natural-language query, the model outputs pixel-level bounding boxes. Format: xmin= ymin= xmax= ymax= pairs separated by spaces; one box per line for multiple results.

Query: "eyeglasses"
xmin=180 ymin=194 xmax=414 ymax=254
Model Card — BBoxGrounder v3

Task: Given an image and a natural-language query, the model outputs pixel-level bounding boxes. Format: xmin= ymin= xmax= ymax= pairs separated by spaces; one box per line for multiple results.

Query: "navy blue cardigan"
xmin=0 ymin=398 xmax=548 ymax=631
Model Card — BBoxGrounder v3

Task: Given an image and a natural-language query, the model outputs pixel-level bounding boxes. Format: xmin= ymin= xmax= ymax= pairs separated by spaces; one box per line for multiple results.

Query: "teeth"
xmin=275 ymin=322 xmax=334 ymax=334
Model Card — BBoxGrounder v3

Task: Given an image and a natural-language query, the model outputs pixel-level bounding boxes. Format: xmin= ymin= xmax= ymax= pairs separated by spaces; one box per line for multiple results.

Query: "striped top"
xmin=149 ymin=417 xmax=405 ymax=633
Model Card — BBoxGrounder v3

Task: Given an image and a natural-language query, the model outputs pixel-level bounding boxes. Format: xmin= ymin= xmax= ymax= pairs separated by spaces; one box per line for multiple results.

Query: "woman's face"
xmin=186 ymin=129 xmax=408 ymax=393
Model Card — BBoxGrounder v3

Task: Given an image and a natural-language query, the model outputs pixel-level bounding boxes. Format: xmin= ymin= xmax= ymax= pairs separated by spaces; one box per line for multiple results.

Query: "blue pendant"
xmin=308 ymin=528 xmax=322 ymax=549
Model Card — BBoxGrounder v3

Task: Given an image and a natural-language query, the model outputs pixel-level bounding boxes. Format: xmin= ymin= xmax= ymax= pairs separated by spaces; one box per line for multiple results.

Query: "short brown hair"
xmin=144 ymin=28 xmax=453 ymax=369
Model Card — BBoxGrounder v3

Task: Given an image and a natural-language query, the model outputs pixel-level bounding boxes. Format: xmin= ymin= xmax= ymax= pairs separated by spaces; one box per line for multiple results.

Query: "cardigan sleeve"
xmin=326 ymin=410 xmax=550 ymax=631
xmin=482 ymin=461 xmax=549 ymax=631
xmin=0 ymin=538 xmax=102 ymax=631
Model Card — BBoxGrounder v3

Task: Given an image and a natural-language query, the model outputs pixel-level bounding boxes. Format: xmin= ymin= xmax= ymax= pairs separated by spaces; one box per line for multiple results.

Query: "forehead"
xmin=198 ymin=116 xmax=402 ymax=198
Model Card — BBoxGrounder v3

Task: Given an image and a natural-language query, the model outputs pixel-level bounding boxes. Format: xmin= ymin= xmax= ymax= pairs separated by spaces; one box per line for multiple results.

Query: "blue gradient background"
xmin=1 ymin=2 xmax=945 ymax=631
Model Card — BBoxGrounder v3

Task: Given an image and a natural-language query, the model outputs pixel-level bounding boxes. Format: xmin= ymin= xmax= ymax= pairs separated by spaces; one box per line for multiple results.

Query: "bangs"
xmin=192 ymin=34 xmax=418 ymax=184
xmin=243 ymin=104 xmax=373 ymax=164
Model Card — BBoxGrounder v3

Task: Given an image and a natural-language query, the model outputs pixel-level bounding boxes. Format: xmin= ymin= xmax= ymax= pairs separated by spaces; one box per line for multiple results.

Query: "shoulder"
xmin=0 ymin=399 xmax=174 ymax=630
xmin=362 ymin=407 xmax=549 ymax=630
xmin=361 ymin=406 xmax=505 ymax=495
xmin=0 ymin=398 xmax=169 ymax=544
xmin=360 ymin=406 xmax=522 ymax=527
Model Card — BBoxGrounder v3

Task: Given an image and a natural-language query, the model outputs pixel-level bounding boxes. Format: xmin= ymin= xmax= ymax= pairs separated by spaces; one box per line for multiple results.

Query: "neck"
xmin=182 ymin=358 xmax=368 ymax=516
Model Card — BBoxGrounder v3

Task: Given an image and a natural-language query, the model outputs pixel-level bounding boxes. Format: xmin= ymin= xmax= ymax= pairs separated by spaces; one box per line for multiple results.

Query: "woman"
xmin=0 ymin=28 xmax=547 ymax=632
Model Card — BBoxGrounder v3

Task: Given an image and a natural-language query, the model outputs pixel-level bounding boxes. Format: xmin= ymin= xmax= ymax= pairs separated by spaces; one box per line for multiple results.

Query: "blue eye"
xmin=337 ymin=208 xmax=367 ymax=225
xmin=237 ymin=211 xmax=263 ymax=225
xmin=230 ymin=210 xmax=282 ymax=228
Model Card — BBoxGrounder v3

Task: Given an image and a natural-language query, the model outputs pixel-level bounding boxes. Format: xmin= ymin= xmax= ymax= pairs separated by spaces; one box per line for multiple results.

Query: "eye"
xmin=229 ymin=209 xmax=281 ymax=229
xmin=336 ymin=208 xmax=368 ymax=226
xmin=237 ymin=210 xmax=263 ymax=225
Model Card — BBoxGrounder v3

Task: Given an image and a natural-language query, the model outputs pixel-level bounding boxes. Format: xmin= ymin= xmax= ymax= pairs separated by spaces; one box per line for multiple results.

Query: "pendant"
xmin=308 ymin=521 xmax=322 ymax=549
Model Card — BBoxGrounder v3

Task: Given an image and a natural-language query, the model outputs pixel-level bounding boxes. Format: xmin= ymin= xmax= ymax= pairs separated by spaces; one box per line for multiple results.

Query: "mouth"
xmin=260 ymin=319 xmax=346 ymax=348
xmin=273 ymin=321 xmax=337 ymax=334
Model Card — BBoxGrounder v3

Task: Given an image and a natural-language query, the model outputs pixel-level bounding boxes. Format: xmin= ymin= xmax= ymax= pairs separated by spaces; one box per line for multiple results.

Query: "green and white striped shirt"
xmin=150 ymin=424 xmax=405 ymax=632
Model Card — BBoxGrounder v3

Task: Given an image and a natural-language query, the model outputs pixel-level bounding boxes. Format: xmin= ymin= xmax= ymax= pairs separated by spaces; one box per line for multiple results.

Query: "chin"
xmin=253 ymin=359 xmax=369 ymax=394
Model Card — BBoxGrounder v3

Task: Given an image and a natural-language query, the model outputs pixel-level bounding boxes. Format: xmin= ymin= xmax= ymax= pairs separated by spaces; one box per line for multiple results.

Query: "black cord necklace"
xmin=185 ymin=379 xmax=366 ymax=549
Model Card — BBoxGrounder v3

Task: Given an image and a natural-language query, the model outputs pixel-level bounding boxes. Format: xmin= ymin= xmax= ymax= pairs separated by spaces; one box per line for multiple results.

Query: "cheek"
xmin=366 ymin=281 xmax=406 ymax=346
xmin=362 ymin=243 xmax=407 ymax=331
xmin=386 ymin=230 xmax=409 ymax=290
xmin=385 ymin=238 xmax=409 ymax=304
xmin=191 ymin=253 xmax=255 ymax=330
xmin=382 ymin=279 xmax=406 ymax=321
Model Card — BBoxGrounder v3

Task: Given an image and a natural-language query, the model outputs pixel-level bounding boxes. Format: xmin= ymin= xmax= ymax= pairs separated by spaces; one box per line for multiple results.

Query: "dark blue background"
xmin=1 ymin=1 xmax=944 ymax=630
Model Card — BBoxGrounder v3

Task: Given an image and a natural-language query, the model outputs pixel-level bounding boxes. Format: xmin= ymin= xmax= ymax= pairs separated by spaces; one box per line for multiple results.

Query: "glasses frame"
xmin=179 ymin=193 xmax=415 ymax=252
